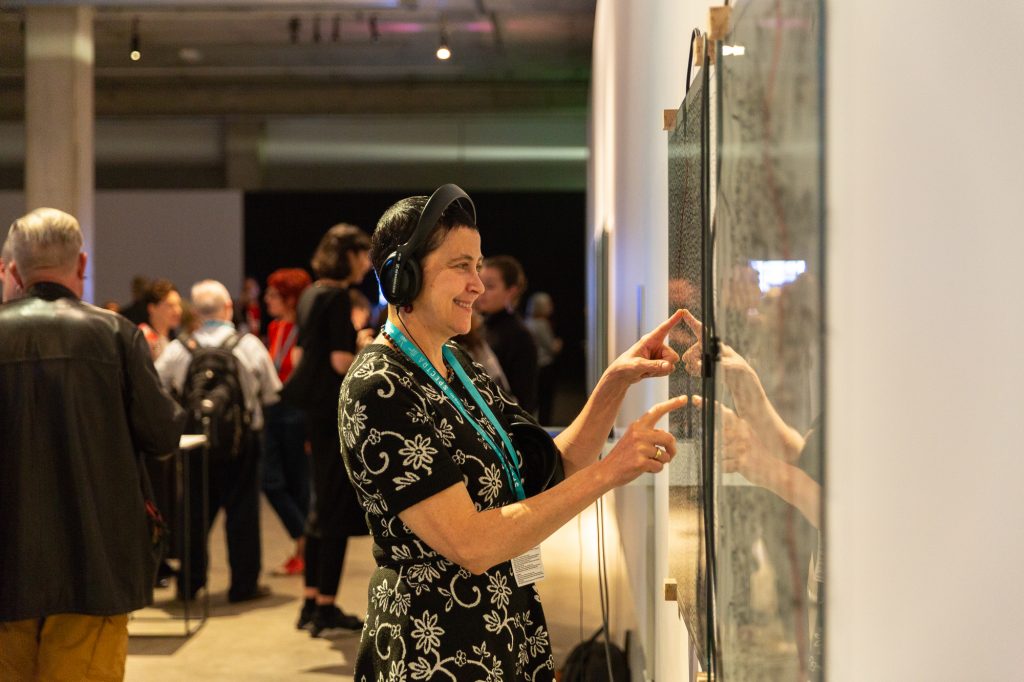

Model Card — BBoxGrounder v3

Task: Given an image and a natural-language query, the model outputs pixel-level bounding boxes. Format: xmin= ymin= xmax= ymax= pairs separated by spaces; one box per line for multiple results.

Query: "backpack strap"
xmin=219 ymin=331 xmax=244 ymax=353
xmin=177 ymin=332 xmax=199 ymax=356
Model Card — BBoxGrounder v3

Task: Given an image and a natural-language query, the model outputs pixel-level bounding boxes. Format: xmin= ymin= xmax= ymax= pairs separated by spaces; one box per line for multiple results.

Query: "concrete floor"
xmin=126 ymin=495 xmax=610 ymax=680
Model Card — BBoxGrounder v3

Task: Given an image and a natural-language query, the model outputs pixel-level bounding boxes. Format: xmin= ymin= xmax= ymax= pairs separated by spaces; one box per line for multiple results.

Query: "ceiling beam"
xmin=0 ymin=79 xmax=588 ymax=119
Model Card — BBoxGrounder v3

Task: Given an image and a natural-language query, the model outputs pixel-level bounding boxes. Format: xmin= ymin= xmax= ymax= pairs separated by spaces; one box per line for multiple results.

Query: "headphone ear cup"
xmin=379 ymin=251 xmax=422 ymax=307
xmin=379 ymin=252 xmax=402 ymax=305
xmin=396 ymin=256 xmax=422 ymax=306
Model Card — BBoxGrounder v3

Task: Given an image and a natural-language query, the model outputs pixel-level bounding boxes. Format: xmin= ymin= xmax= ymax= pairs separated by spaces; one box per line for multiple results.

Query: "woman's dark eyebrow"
xmin=448 ymin=254 xmax=482 ymax=265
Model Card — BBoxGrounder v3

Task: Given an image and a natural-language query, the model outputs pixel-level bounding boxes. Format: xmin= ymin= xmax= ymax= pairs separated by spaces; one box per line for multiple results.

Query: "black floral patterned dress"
xmin=339 ymin=341 xmax=555 ymax=682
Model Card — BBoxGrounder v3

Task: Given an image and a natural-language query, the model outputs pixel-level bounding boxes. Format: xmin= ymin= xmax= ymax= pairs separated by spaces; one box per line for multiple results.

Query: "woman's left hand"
xmin=605 ymin=309 xmax=684 ymax=386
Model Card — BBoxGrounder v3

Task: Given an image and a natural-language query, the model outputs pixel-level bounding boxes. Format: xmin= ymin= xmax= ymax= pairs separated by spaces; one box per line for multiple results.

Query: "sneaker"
xmin=297 ymin=600 xmax=316 ymax=630
xmin=272 ymin=555 xmax=305 ymax=577
xmin=309 ymin=605 xmax=363 ymax=638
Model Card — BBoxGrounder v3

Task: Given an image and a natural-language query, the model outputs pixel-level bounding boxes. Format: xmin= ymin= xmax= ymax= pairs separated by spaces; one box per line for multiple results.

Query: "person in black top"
xmin=475 ymin=255 xmax=540 ymax=414
xmin=0 ymin=208 xmax=184 ymax=680
xmin=339 ymin=190 xmax=689 ymax=680
xmin=285 ymin=223 xmax=374 ymax=637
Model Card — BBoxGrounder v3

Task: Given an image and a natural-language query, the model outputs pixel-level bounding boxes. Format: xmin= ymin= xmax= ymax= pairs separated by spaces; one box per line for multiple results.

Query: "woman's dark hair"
xmin=370 ymin=196 xmax=477 ymax=277
xmin=311 ymin=223 xmax=371 ymax=280
xmin=142 ymin=278 xmax=177 ymax=307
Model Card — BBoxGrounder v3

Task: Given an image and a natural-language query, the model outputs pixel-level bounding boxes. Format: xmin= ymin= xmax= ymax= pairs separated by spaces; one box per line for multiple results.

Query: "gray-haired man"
xmin=0 ymin=208 xmax=185 ymax=680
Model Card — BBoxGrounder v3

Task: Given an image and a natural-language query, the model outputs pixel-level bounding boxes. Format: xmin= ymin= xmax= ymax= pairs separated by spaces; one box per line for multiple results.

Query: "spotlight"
xmin=130 ymin=17 xmax=141 ymax=61
xmin=332 ymin=15 xmax=341 ymax=42
xmin=288 ymin=16 xmax=300 ymax=44
xmin=313 ymin=15 xmax=322 ymax=43
xmin=369 ymin=15 xmax=380 ymax=43
xmin=436 ymin=30 xmax=451 ymax=60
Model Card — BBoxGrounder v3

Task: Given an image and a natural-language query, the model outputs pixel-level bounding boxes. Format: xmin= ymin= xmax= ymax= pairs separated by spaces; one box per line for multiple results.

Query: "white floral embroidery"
xmin=478 ymin=464 xmax=503 ymax=503
xmin=434 ymin=418 xmax=455 ymax=446
xmin=339 ymin=348 xmax=554 ymax=681
xmin=393 ymin=471 xmax=421 ymax=490
xmin=410 ymin=611 xmax=443 ymax=654
xmin=487 ymin=572 xmax=512 ymax=610
xmin=399 ymin=434 xmax=436 ymax=471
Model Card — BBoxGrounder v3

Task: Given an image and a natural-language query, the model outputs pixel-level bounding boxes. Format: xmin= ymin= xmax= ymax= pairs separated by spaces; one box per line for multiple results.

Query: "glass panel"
xmin=667 ymin=64 xmax=711 ymax=671
xmin=714 ymin=1 xmax=825 ymax=680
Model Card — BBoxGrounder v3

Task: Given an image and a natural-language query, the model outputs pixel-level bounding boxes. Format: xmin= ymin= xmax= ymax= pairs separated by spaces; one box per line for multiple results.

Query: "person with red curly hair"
xmin=263 ymin=267 xmax=313 ymax=576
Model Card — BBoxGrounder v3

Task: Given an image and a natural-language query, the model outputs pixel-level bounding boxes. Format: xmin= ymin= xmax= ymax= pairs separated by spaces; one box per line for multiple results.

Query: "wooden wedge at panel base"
xmin=663 ymin=109 xmax=678 ymax=132
xmin=663 ymin=578 xmax=678 ymax=602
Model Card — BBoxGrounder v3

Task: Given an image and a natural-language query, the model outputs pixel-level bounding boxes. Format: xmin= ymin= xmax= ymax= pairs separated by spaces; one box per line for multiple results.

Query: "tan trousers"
xmin=0 ymin=614 xmax=128 ymax=682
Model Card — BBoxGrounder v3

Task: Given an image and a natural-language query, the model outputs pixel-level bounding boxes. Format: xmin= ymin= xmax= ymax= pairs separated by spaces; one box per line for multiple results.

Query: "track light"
xmin=369 ymin=15 xmax=380 ymax=43
xmin=332 ymin=15 xmax=341 ymax=42
xmin=436 ymin=30 xmax=451 ymax=60
xmin=313 ymin=15 xmax=322 ymax=43
xmin=130 ymin=17 xmax=141 ymax=61
xmin=288 ymin=16 xmax=300 ymax=44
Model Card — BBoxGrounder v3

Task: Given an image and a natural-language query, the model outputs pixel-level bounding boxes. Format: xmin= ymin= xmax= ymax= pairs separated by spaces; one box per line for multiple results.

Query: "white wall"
xmin=590 ymin=1 xmax=707 ymax=680
xmin=827 ymin=1 xmax=1024 ymax=679
xmin=0 ymin=190 xmax=242 ymax=305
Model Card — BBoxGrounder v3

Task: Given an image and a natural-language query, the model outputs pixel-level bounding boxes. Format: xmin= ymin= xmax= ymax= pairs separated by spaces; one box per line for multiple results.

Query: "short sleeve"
xmin=341 ymin=367 xmax=465 ymax=516
xmin=327 ymin=289 xmax=356 ymax=353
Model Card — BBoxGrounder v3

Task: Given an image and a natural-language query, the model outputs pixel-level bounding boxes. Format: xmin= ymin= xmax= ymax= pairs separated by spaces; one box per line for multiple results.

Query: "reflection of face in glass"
xmin=724 ymin=263 xmax=762 ymax=312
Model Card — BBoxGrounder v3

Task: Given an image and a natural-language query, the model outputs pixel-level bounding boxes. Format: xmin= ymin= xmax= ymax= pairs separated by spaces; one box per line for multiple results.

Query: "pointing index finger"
xmin=645 ymin=309 xmax=685 ymax=346
xmin=637 ymin=395 xmax=690 ymax=428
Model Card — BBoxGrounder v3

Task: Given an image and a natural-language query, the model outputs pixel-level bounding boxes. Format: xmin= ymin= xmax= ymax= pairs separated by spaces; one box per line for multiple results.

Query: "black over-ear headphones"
xmin=378 ymin=183 xmax=476 ymax=307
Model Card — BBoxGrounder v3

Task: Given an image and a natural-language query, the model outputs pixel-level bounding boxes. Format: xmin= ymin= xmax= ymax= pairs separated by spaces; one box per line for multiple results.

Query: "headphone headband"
xmin=396 ymin=183 xmax=476 ymax=261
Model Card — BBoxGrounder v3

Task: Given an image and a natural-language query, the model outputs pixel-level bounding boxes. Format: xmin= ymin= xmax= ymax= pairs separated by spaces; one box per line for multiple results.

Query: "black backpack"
xmin=561 ymin=627 xmax=630 ymax=682
xmin=178 ymin=332 xmax=251 ymax=460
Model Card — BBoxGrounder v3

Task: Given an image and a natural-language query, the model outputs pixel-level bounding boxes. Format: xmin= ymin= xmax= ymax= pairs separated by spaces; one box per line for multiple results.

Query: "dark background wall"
xmin=244 ymin=190 xmax=587 ymax=394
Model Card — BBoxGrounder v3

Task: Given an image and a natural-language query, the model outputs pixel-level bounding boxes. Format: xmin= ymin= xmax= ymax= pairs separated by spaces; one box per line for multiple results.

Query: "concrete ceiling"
xmin=0 ymin=0 xmax=596 ymax=118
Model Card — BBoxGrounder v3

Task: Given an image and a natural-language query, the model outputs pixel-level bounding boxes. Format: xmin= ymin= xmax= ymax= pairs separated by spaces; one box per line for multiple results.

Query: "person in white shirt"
xmin=156 ymin=279 xmax=282 ymax=603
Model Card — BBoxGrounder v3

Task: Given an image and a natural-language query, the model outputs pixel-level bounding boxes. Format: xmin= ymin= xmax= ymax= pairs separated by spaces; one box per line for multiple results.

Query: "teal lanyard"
xmin=385 ymin=320 xmax=525 ymax=501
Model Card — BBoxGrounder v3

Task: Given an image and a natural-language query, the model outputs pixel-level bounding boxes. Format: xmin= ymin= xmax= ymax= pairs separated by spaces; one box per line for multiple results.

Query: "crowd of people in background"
xmin=0 ymin=204 xmax=570 ymax=678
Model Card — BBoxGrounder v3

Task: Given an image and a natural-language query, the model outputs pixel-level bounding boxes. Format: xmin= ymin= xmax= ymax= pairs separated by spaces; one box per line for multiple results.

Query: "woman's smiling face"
xmin=413 ymin=226 xmax=484 ymax=342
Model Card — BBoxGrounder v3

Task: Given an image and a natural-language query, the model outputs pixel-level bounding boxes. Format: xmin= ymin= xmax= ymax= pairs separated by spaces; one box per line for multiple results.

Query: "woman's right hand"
xmin=598 ymin=395 xmax=688 ymax=488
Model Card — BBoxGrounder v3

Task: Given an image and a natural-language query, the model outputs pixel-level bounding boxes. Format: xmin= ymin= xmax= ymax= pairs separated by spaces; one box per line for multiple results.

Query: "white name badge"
xmin=511 ymin=546 xmax=545 ymax=587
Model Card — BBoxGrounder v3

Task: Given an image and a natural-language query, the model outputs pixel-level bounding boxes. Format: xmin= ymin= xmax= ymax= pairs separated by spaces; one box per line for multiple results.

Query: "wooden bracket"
xmin=708 ymin=6 xmax=732 ymax=42
xmin=663 ymin=578 xmax=678 ymax=602
xmin=663 ymin=109 xmax=678 ymax=132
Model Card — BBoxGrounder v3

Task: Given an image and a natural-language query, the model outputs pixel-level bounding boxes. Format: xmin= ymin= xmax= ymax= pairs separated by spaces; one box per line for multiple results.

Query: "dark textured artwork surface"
xmin=667 ymin=64 xmax=709 ymax=669
xmin=713 ymin=1 xmax=824 ymax=680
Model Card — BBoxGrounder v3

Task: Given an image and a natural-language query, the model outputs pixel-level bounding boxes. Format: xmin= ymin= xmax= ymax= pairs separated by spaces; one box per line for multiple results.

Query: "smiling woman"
xmin=339 ymin=185 xmax=690 ymax=680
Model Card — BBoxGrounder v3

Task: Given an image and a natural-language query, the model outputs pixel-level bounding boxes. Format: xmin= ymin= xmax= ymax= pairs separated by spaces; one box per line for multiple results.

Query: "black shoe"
xmin=155 ymin=561 xmax=176 ymax=589
xmin=297 ymin=600 xmax=316 ymax=630
xmin=309 ymin=605 xmax=363 ymax=638
xmin=228 ymin=584 xmax=272 ymax=604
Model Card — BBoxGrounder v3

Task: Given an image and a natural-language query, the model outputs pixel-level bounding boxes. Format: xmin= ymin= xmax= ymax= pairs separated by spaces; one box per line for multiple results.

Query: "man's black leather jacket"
xmin=0 ymin=282 xmax=185 ymax=621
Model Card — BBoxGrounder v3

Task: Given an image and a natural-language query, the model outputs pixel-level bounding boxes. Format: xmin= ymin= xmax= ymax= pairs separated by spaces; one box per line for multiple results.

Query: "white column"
xmin=24 ymin=6 xmax=95 ymax=301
